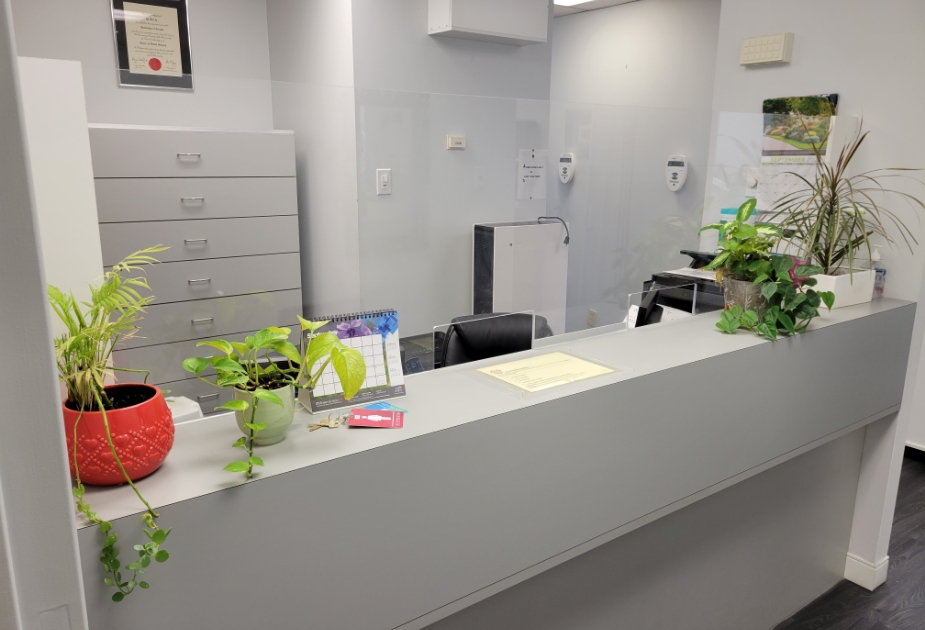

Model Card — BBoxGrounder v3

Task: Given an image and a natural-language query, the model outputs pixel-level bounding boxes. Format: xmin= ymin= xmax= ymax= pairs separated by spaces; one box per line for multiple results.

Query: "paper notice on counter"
xmin=517 ymin=149 xmax=547 ymax=200
xmin=478 ymin=352 xmax=615 ymax=393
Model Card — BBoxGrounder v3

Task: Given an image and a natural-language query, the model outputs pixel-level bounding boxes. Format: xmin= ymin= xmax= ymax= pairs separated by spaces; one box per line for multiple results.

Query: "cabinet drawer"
xmin=119 ymin=290 xmax=303 ymax=349
xmin=95 ymin=177 xmax=296 ymax=223
xmin=114 ymin=326 xmax=300 ymax=385
xmin=89 ymin=127 xmax=295 ymax=178
xmin=161 ymin=378 xmax=233 ymax=418
xmin=100 ymin=216 xmax=300 ymax=266
xmin=118 ymin=254 xmax=301 ymax=304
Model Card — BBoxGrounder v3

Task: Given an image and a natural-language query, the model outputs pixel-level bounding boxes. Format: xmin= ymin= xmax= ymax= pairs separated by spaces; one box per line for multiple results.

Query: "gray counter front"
xmin=77 ymin=299 xmax=916 ymax=630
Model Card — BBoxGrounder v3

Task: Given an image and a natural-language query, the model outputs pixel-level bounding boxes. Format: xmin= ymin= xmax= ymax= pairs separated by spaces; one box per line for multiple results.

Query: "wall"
xmin=18 ymin=57 xmax=104 ymax=339
xmin=266 ymin=0 xmax=361 ymax=317
xmin=11 ymin=0 xmax=274 ymax=130
xmin=706 ymin=0 xmax=925 ymax=454
xmin=351 ymin=0 xmax=553 ymax=336
xmin=548 ymin=0 xmax=721 ymax=332
xmin=0 ymin=2 xmax=89 ymax=628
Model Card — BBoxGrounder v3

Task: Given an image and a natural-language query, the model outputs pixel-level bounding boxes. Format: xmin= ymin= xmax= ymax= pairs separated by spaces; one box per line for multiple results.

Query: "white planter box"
xmin=813 ymin=269 xmax=875 ymax=309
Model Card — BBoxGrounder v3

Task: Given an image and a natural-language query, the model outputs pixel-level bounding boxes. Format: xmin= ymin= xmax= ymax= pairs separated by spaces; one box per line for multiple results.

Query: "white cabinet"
xmin=428 ymin=0 xmax=548 ymax=46
xmin=89 ymin=126 xmax=302 ymax=415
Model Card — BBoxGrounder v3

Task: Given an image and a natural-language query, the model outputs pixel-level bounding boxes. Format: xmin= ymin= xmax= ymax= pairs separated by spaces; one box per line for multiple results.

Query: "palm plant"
xmin=766 ymin=124 xmax=923 ymax=275
xmin=50 ymin=247 xmax=167 ymax=410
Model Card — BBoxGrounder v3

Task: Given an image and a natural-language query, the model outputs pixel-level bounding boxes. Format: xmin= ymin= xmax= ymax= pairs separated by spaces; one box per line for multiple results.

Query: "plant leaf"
xmin=820 ymin=291 xmax=836 ymax=310
xmin=761 ymin=283 xmax=779 ymax=301
xmin=197 ymin=339 xmax=234 ymax=356
xmin=271 ymin=341 xmax=302 ymax=364
xmin=330 ymin=346 xmax=367 ymax=400
xmin=298 ymin=316 xmax=330 ymax=334
xmin=249 ymin=455 xmax=265 ymax=467
xmin=182 ymin=357 xmax=211 ymax=375
xmin=212 ymin=357 xmax=246 ymax=373
xmin=218 ymin=399 xmax=249 ymax=412
xmin=224 ymin=461 xmax=250 ymax=473
xmin=252 ymin=388 xmax=283 ymax=406
xmin=154 ymin=550 xmax=170 ymax=563
xmin=778 ymin=312 xmax=796 ymax=335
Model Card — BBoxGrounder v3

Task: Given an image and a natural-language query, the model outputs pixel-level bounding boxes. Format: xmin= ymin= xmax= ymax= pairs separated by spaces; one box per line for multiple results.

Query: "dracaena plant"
xmin=182 ymin=317 xmax=366 ymax=478
xmin=715 ymin=255 xmax=835 ymax=340
xmin=700 ymin=198 xmax=783 ymax=282
xmin=47 ymin=245 xmax=171 ymax=602
xmin=766 ymin=123 xmax=923 ymax=275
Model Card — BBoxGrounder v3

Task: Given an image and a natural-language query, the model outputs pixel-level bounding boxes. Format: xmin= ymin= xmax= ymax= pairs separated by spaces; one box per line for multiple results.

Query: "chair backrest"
xmin=438 ymin=313 xmax=546 ymax=368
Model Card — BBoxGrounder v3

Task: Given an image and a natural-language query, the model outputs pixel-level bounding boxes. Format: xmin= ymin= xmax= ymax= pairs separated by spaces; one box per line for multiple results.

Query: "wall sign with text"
xmin=111 ymin=0 xmax=193 ymax=90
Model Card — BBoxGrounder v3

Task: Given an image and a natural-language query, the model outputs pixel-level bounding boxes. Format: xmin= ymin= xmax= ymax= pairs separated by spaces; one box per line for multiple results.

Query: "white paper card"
xmin=517 ymin=149 xmax=547 ymax=200
xmin=627 ymin=305 xmax=640 ymax=329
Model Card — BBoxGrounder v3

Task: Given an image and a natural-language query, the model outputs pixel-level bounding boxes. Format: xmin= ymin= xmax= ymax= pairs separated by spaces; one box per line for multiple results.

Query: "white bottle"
xmin=872 ymin=245 xmax=886 ymax=298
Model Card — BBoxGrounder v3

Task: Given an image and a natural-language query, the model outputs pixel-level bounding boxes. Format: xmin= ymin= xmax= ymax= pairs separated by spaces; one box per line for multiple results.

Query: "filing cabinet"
xmin=89 ymin=125 xmax=302 ymax=416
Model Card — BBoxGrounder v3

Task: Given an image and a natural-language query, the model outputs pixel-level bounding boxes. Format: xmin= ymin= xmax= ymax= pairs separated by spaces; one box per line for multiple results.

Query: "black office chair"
xmin=435 ymin=313 xmax=553 ymax=369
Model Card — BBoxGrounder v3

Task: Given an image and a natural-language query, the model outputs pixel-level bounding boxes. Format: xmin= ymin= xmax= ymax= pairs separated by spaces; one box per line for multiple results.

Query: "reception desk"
xmin=77 ymin=299 xmax=916 ymax=630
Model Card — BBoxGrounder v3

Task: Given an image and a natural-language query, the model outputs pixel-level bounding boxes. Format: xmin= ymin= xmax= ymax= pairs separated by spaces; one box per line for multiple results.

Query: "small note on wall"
xmin=517 ymin=149 xmax=547 ymax=200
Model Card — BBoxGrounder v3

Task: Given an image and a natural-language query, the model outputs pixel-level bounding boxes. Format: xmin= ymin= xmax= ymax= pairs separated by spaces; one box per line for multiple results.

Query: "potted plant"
xmin=182 ymin=317 xmax=366 ymax=478
xmin=767 ymin=124 xmax=923 ymax=307
xmin=700 ymin=198 xmax=783 ymax=317
xmin=48 ymin=245 xmax=173 ymax=602
xmin=714 ymin=255 xmax=834 ymax=339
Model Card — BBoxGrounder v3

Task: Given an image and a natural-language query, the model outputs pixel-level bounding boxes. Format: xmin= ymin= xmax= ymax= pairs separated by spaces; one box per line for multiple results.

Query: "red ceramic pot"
xmin=63 ymin=384 xmax=174 ymax=486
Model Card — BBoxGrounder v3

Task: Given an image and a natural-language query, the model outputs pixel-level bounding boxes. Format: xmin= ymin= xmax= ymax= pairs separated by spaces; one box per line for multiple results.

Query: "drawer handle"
xmin=184 ymin=238 xmax=208 ymax=244
xmin=180 ymin=197 xmax=205 ymax=204
xmin=197 ymin=393 xmax=219 ymax=401
xmin=191 ymin=317 xmax=214 ymax=324
xmin=188 ymin=278 xmax=211 ymax=285
xmin=177 ymin=152 xmax=202 ymax=160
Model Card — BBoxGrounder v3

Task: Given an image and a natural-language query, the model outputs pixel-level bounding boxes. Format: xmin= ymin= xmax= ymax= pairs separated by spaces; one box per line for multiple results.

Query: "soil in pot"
xmin=63 ymin=384 xmax=175 ymax=486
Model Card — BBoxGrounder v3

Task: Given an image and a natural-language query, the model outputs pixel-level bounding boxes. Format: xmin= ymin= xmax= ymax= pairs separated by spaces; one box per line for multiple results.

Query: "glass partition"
xmin=626 ymin=282 xmax=701 ymax=330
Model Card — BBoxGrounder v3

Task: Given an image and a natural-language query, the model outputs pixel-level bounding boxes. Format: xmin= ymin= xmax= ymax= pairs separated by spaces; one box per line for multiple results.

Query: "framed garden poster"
xmin=111 ymin=0 xmax=193 ymax=90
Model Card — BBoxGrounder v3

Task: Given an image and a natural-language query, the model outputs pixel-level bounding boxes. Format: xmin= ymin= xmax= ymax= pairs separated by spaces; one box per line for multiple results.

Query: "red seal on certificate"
xmin=148 ymin=57 xmax=162 ymax=71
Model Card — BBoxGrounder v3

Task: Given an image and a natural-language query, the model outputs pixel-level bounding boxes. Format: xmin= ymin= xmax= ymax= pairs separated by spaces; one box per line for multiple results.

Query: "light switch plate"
xmin=376 ymin=169 xmax=392 ymax=195
xmin=740 ymin=32 xmax=793 ymax=65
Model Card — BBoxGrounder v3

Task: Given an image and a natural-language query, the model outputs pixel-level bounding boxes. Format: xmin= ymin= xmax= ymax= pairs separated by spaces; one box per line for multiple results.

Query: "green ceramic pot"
xmin=233 ymin=384 xmax=295 ymax=446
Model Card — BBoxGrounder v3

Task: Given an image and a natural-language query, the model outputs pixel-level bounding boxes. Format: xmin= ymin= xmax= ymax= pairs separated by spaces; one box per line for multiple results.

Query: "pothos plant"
xmin=48 ymin=245 xmax=171 ymax=602
xmin=182 ymin=317 xmax=366 ymax=478
xmin=700 ymin=198 xmax=782 ymax=282
xmin=715 ymin=254 xmax=835 ymax=339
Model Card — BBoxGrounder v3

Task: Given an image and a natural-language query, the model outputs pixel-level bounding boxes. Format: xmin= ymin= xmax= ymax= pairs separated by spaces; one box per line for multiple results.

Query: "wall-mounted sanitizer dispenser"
xmin=559 ymin=153 xmax=575 ymax=184
xmin=666 ymin=155 xmax=687 ymax=191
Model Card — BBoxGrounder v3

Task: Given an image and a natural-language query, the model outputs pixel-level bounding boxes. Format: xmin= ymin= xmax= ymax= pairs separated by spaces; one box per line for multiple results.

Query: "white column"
xmin=0 ymin=1 xmax=89 ymax=628
xmin=846 ymin=281 xmax=925 ymax=591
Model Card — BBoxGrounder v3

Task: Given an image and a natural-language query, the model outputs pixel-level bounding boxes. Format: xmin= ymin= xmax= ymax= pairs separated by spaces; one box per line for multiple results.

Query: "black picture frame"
xmin=111 ymin=0 xmax=193 ymax=90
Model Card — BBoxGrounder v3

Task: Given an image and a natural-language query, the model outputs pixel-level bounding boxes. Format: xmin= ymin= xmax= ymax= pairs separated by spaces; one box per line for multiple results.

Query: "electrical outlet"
xmin=587 ymin=309 xmax=598 ymax=327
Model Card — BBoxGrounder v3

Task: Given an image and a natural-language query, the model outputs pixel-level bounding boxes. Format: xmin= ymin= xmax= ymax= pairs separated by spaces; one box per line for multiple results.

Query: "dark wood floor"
xmin=772 ymin=447 xmax=925 ymax=630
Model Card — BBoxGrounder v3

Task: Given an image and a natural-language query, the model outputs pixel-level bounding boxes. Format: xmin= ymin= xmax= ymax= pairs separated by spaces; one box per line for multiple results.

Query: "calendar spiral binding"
xmin=306 ymin=309 xmax=397 ymax=326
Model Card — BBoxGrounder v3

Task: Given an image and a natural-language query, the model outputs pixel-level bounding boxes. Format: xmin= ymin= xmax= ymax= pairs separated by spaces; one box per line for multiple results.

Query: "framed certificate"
xmin=111 ymin=0 xmax=193 ymax=90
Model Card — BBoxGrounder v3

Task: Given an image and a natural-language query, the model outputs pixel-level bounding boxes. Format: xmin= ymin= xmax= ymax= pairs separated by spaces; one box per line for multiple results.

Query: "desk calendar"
xmin=303 ymin=310 xmax=406 ymax=413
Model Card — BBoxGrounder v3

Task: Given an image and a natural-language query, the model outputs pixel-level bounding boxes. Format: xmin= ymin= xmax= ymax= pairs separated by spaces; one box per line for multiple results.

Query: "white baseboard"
xmin=844 ymin=553 xmax=888 ymax=591
xmin=905 ymin=439 xmax=925 ymax=452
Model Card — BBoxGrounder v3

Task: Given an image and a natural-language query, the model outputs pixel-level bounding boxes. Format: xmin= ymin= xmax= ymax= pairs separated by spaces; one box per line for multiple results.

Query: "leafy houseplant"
xmin=715 ymin=255 xmax=835 ymax=339
xmin=48 ymin=246 xmax=173 ymax=602
xmin=182 ymin=317 xmax=366 ymax=478
xmin=766 ymin=124 xmax=922 ymax=305
xmin=700 ymin=198 xmax=783 ymax=316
